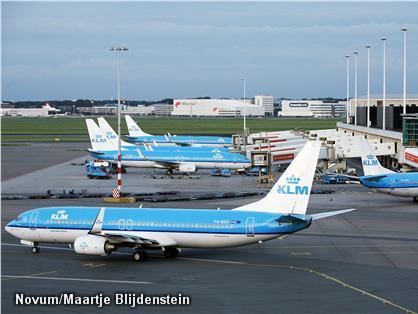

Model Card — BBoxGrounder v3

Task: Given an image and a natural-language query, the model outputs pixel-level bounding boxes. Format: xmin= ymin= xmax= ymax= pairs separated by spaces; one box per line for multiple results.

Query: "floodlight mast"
xmin=110 ymin=46 xmax=128 ymax=195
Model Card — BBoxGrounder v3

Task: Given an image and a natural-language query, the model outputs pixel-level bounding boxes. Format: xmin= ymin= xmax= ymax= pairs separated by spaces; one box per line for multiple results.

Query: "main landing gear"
xmin=132 ymin=250 xmax=148 ymax=262
xmin=31 ymin=243 xmax=40 ymax=254
xmin=163 ymin=247 xmax=179 ymax=258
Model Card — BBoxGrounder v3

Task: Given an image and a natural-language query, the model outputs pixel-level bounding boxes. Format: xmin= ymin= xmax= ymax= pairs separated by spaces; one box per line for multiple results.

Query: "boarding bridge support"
xmin=250 ymin=151 xmax=275 ymax=188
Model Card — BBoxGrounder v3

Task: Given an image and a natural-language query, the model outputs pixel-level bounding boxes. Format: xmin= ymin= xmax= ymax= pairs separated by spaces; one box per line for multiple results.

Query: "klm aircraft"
xmin=97 ymin=117 xmax=230 ymax=154
xmin=125 ymin=115 xmax=232 ymax=147
xmin=359 ymin=138 xmax=418 ymax=202
xmin=87 ymin=119 xmax=250 ymax=173
xmin=6 ymin=141 xmax=355 ymax=261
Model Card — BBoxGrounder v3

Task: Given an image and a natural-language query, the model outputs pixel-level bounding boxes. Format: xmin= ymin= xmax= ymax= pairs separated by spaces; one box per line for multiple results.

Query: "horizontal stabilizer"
xmin=277 ymin=215 xmax=308 ymax=224
xmin=87 ymin=149 xmax=105 ymax=155
xmin=360 ymin=175 xmax=388 ymax=182
xmin=310 ymin=208 xmax=356 ymax=221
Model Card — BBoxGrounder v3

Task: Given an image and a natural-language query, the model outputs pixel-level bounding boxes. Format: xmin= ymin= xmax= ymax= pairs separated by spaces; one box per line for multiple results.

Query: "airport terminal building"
xmin=172 ymin=99 xmax=265 ymax=117
xmin=279 ymin=100 xmax=347 ymax=118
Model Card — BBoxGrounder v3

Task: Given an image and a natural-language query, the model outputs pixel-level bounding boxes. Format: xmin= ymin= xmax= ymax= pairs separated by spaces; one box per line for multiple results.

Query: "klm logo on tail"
xmin=92 ymin=134 xmax=107 ymax=143
xmin=363 ymin=154 xmax=378 ymax=167
xmin=129 ymin=126 xmax=139 ymax=132
xmin=277 ymin=175 xmax=309 ymax=195
xmin=105 ymin=131 xmax=116 ymax=140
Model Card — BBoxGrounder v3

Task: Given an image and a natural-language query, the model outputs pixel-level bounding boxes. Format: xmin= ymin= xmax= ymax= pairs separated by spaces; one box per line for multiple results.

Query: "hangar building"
xmin=172 ymin=99 xmax=265 ymax=117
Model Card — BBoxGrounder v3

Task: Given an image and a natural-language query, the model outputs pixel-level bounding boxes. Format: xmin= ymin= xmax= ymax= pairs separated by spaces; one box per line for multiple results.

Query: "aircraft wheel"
xmin=132 ymin=250 xmax=147 ymax=262
xmin=31 ymin=247 xmax=40 ymax=254
xmin=163 ymin=247 xmax=179 ymax=258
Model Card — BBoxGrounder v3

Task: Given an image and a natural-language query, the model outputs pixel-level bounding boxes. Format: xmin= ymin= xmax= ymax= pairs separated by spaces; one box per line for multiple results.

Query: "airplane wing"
xmin=310 ymin=208 xmax=356 ymax=220
xmin=88 ymin=208 xmax=173 ymax=248
xmin=100 ymin=233 xmax=159 ymax=245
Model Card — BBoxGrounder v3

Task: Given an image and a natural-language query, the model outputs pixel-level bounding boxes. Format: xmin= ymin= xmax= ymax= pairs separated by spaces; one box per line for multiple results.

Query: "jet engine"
xmin=74 ymin=234 xmax=115 ymax=256
xmin=178 ymin=163 xmax=197 ymax=173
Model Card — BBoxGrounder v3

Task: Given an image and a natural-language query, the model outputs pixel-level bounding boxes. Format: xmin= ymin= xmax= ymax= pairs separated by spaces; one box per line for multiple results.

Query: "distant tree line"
xmin=2 ymin=98 xmax=174 ymax=113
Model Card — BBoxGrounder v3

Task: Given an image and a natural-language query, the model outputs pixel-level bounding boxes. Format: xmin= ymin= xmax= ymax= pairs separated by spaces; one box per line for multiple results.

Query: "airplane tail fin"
xmin=97 ymin=117 xmax=135 ymax=148
xmin=359 ymin=138 xmax=394 ymax=176
xmin=125 ymin=115 xmax=151 ymax=137
xmin=86 ymin=119 xmax=116 ymax=151
xmin=233 ymin=141 xmax=321 ymax=215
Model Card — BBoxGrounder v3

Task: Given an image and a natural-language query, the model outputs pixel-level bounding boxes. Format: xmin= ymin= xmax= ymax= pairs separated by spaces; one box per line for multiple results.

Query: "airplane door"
xmin=29 ymin=211 xmax=39 ymax=230
xmin=246 ymin=217 xmax=255 ymax=237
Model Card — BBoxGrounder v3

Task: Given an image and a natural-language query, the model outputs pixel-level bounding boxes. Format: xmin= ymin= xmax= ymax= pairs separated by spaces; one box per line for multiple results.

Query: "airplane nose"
xmin=5 ymin=224 xmax=12 ymax=234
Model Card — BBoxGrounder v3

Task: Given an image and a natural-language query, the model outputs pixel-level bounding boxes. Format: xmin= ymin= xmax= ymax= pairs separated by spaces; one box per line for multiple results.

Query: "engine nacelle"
xmin=178 ymin=163 xmax=196 ymax=173
xmin=74 ymin=235 xmax=115 ymax=256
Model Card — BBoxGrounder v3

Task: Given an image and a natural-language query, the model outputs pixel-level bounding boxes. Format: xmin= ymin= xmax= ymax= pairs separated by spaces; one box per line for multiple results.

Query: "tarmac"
xmin=2 ymin=142 xmax=418 ymax=314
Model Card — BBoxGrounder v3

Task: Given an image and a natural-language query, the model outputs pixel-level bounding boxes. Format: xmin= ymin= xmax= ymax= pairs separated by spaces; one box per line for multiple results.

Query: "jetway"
xmin=405 ymin=148 xmax=418 ymax=168
xmin=244 ymin=128 xmax=400 ymax=172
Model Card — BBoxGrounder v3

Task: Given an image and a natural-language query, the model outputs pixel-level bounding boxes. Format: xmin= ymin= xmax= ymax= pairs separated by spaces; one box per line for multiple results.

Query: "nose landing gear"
xmin=163 ymin=247 xmax=179 ymax=258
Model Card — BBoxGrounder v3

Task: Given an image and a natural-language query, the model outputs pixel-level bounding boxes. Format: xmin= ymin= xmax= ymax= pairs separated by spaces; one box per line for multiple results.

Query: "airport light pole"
xmin=345 ymin=55 xmax=350 ymax=124
xmin=353 ymin=51 xmax=358 ymax=125
xmin=110 ymin=46 xmax=128 ymax=196
xmin=402 ymin=27 xmax=407 ymax=115
xmin=366 ymin=45 xmax=371 ymax=127
xmin=382 ymin=37 xmax=387 ymax=130
xmin=241 ymin=78 xmax=246 ymax=133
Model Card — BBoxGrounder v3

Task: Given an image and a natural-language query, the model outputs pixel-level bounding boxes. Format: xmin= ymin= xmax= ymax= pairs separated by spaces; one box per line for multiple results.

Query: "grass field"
xmin=1 ymin=116 xmax=342 ymax=142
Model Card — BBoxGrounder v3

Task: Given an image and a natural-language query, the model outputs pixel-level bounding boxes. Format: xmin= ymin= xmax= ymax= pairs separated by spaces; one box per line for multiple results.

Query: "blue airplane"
xmin=125 ymin=115 xmax=232 ymax=147
xmin=97 ymin=117 xmax=230 ymax=154
xmin=359 ymin=138 xmax=418 ymax=202
xmin=87 ymin=119 xmax=250 ymax=173
xmin=5 ymin=141 xmax=355 ymax=261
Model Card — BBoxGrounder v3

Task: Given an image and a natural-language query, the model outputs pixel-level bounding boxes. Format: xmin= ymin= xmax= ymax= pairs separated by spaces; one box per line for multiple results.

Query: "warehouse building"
xmin=255 ymin=95 xmax=274 ymax=116
xmin=279 ymin=100 xmax=346 ymax=118
xmin=171 ymin=99 xmax=265 ymax=117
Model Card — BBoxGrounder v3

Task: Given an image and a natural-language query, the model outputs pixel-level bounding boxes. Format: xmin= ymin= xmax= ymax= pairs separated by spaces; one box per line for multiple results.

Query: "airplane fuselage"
xmin=127 ymin=135 xmax=232 ymax=147
xmin=359 ymin=172 xmax=418 ymax=197
xmin=6 ymin=207 xmax=311 ymax=249
xmin=89 ymin=149 xmax=251 ymax=170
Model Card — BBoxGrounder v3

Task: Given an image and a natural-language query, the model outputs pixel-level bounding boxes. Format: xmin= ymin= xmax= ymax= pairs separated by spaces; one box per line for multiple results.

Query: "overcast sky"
xmin=2 ymin=2 xmax=417 ymax=101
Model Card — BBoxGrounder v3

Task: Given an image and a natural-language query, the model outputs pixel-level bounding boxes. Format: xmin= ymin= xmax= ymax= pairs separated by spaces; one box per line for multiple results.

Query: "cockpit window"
xmin=15 ymin=215 xmax=23 ymax=221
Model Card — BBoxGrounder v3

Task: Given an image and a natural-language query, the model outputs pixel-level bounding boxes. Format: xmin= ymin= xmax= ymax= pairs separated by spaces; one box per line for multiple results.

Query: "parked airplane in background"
xmin=87 ymin=119 xmax=250 ymax=173
xmin=6 ymin=141 xmax=355 ymax=261
xmin=97 ymin=117 xmax=230 ymax=154
xmin=359 ymin=138 xmax=418 ymax=202
xmin=125 ymin=115 xmax=233 ymax=147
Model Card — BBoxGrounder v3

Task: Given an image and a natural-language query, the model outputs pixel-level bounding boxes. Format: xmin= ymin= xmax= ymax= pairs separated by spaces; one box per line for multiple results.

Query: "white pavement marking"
xmin=2 ymin=242 xmax=417 ymax=313
xmin=1 ymin=275 xmax=152 ymax=285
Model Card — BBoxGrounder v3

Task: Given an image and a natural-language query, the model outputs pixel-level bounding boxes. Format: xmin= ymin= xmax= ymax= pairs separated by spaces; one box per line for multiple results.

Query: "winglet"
xmin=90 ymin=207 xmax=105 ymax=234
